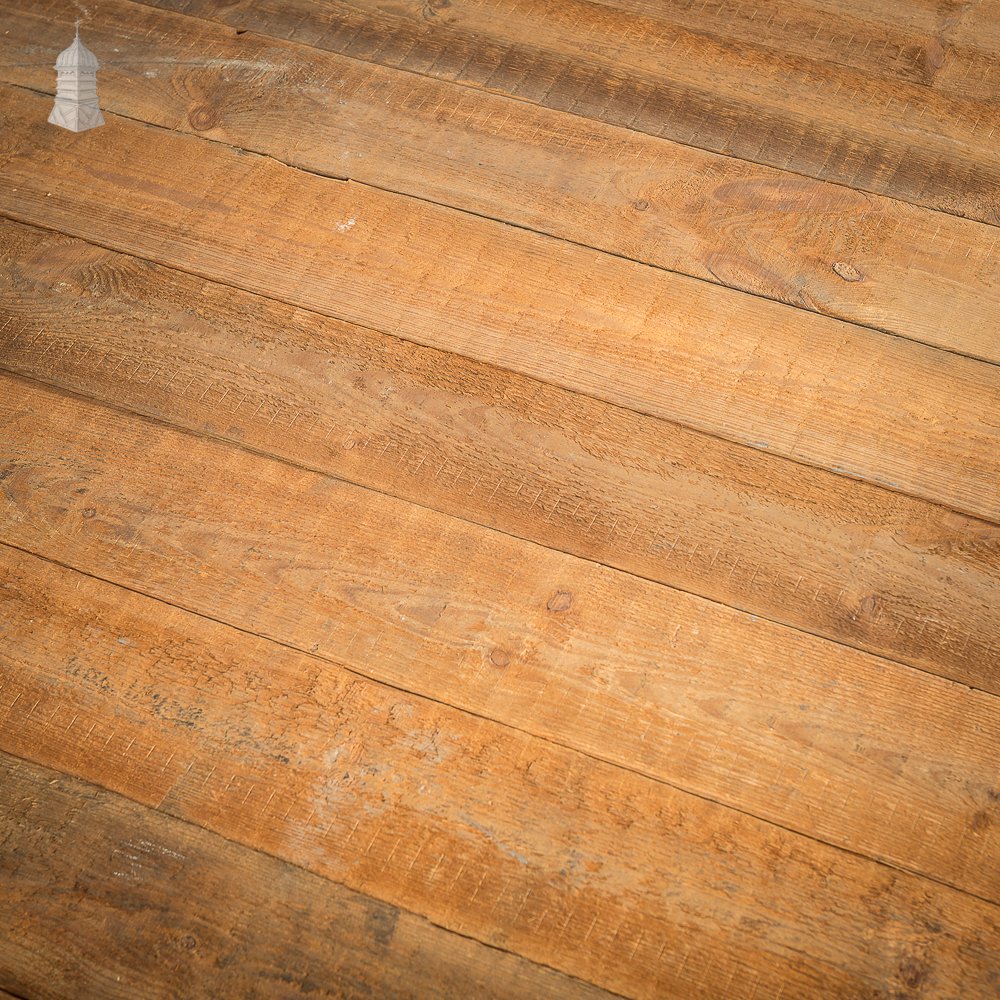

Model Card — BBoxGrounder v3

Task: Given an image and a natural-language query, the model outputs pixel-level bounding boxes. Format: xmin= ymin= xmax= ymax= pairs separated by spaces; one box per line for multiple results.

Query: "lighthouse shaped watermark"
xmin=49 ymin=23 xmax=105 ymax=133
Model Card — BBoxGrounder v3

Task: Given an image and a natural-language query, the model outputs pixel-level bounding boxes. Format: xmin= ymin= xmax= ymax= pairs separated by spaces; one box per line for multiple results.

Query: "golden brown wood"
xmin=3 ymin=220 xmax=998 ymax=691
xmin=1 ymin=0 xmax=996 ymax=360
xmin=1 ymin=86 xmax=998 ymax=524
xmin=142 ymin=0 xmax=1000 ymax=224
xmin=2 ymin=545 xmax=999 ymax=1000
xmin=3 ymin=378 xmax=999 ymax=901
xmin=0 ymin=752 xmax=616 ymax=1000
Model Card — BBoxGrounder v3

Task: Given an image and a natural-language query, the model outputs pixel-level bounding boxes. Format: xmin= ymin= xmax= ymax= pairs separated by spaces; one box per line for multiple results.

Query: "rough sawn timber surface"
xmin=0 ymin=752 xmax=617 ymax=1000
xmin=1 ymin=87 xmax=998 ymax=525
xmin=142 ymin=0 xmax=1000 ymax=224
xmin=2 ymin=220 xmax=998 ymax=693
xmin=3 ymin=377 xmax=999 ymax=903
xmin=1 ymin=0 xmax=997 ymax=361
xmin=2 ymin=546 xmax=999 ymax=999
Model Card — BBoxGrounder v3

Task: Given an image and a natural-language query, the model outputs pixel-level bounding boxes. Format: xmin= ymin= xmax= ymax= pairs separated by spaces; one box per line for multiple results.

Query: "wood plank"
xmin=2 ymin=88 xmax=998 ymax=525
xmin=3 ymin=219 xmax=999 ymax=692
xmin=0 ymin=752 xmax=616 ymax=1000
xmin=141 ymin=0 xmax=1000 ymax=224
xmin=587 ymin=0 xmax=1000 ymax=104
xmin=3 ymin=546 xmax=999 ymax=1000
xmin=2 ymin=0 xmax=997 ymax=361
xmin=3 ymin=378 xmax=999 ymax=901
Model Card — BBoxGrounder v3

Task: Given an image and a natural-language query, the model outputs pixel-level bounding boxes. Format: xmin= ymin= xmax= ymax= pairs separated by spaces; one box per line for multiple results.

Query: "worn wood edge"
xmin=134 ymin=0 xmax=1000 ymax=226
xmin=0 ymin=748 xmax=621 ymax=1000
xmin=2 ymin=218 xmax=998 ymax=692
xmin=2 ymin=0 xmax=997 ymax=366
xmin=2 ymin=545 xmax=999 ymax=1000
xmin=3 ymin=379 xmax=999 ymax=903
xmin=2 ymin=86 xmax=998 ymax=526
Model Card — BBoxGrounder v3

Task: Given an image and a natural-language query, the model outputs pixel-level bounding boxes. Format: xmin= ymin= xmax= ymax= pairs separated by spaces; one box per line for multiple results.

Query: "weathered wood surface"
xmin=590 ymin=0 xmax=1000 ymax=104
xmin=142 ymin=0 xmax=1000 ymax=224
xmin=2 ymin=88 xmax=999 ymax=526
xmin=2 ymin=0 xmax=997 ymax=360
xmin=0 ymin=754 xmax=615 ymax=1000
xmin=2 ymin=546 xmax=999 ymax=999
xmin=3 ymin=377 xmax=1000 ymax=901
xmin=3 ymin=220 xmax=999 ymax=691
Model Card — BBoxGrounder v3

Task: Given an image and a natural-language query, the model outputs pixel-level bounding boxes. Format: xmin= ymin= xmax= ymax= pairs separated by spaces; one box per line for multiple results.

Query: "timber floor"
xmin=1 ymin=0 xmax=998 ymax=997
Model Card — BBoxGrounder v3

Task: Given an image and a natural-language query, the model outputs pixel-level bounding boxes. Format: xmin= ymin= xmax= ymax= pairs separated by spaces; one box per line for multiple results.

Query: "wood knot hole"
xmin=547 ymin=590 xmax=573 ymax=612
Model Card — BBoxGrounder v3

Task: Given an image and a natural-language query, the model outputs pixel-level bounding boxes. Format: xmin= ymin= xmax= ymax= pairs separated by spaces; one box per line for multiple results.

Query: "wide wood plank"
xmin=588 ymin=0 xmax=1000 ymax=104
xmin=3 ymin=220 xmax=998 ymax=691
xmin=3 ymin=378 xmax=999 ymax=900
xmin=2 ymin=87 xmax=998 ymax=524
xmin=3 ymin=0 xmax=996 ymax=360
xmin=0 ymin=753 xmax=614 ymax=1000
xmin=144 ymin=0 xmax=1000 ymax=223
xmin=2 ymin=546 xmax=999 ymax=999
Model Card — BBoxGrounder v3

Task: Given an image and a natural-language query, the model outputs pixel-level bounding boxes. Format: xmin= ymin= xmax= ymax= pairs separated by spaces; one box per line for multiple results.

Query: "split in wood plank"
xmin=2 ymin=87 xmax=998 ymax=526
xmin=2 ymin=219 xmax=998 ymax=692
xmin=3 ymin=382 xmax=1000 ymax=902
xmin=3 ymin=547 xmax=999 ymax=999
xmin=2 ymin=0 xmax=997 ymax=362
xmin=0 ymin=751 xmax=616 ymax=1000
xmin=140 ymin=0 xmax=1000 ymax=224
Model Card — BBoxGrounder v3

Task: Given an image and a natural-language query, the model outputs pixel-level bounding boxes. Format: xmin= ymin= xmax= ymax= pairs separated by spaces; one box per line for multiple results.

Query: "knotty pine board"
xmin=0 ymin=753 xmax=615 ymax=1000
xmin=2 ymin=88 xmax=999 ymax=526
xmin=3 ymin=220 xmax=999 ymax=691
xmin=2 ymin=547 xmax=999 ymax=999
xmin=143 ymin=0 xmax=1000 ymax=224
xmin=586 ymin=0 xmax=999 ymax=104
xmin=3 ymin=378 xmax=1000 ymax=901
xmin=3 ymin=0 xmax=997 ymax=361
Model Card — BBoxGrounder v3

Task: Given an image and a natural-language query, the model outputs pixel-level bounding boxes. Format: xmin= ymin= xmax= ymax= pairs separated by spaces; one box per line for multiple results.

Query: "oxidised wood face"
xmin=0 ymin=0 xmax=998 ymax=998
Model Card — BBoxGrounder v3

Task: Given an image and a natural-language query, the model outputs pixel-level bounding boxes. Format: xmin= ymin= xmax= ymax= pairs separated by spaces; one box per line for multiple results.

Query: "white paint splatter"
xmin=336 ymin=217 xmax=356 ymax=233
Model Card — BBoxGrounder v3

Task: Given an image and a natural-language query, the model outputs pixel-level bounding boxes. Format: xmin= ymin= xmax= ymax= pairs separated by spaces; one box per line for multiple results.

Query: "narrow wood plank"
xmin=3 ymin=378 xmax=999 ymax=901
xmin=3 ymin=546 xmax=999 ymax=999
xmin=2 ymin=88 xmax=998 ymax=524
xmin=3 ymin=0 xmax=997 ymax=361
xmin=143 ymin=0 xmax=1000 ymax=224
xmin=0 ymin=752 xmax=616 ymax=1000
xmin=589 ymin=0 xmax=1000 ymax=104
xmin=3 ymin=219 xmax=998 ymax=692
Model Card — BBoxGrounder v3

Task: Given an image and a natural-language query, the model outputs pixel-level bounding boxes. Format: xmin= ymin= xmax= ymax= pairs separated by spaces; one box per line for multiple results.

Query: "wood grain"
xmin=3 ymin=377 xmax=999 ymax=900
xmin=2 ymin=0 xmax=996 ymax=360
xmin=2 ymin=545 xmax=999 ymax=999
xmin=0 ymin=752 xmax=617 ymax=1000
xmin=3 ymin=219 xmax=998 ymax=691
xmin=141 ymin=0 xmax=1000 ymax=224
xmin=1 ymin=87 xmax=998 ymax=524
xmin=587 ymin=0 xmax=1000 ymax=104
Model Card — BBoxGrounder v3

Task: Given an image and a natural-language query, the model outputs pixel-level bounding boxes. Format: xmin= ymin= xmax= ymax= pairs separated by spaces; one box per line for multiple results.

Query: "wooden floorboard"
xmin=3 ymin=0 xmax=998 ymax=994
xmin=2 ymin=86 xmax=999 ymax=526
xmin=139 ymin=0 xmax=1000 ymax=224
xmin=2 ymin=546 xmax=999 ymax=999
xmin=2 ymin=0 xmax=997 ymax=361
xmin=0 ymin=751 xmax=617 ymax=1000
xmin=3 ymin=219 xmax=998 ymax=690
xmin=4 ymin=380 xmax=999 ymax=902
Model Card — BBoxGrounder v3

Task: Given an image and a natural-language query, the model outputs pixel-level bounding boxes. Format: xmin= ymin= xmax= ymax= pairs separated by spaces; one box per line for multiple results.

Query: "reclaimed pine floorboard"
xmin=0 ymin=0 xmax=998 ymax=997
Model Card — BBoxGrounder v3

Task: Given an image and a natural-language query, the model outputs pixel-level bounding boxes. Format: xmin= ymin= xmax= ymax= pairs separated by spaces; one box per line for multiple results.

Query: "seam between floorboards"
xmin=3 ymin=363 xmax=997 ymax=702
xmin=121 ymin=0 xmax=1000 ymax=234
xmin=2 ymin=533 xmax=998 ymax=910
xmin=2 ymin=194 xmax=997 ymax=532
xmin=0 ymin=745 xmax=632 ymax=1000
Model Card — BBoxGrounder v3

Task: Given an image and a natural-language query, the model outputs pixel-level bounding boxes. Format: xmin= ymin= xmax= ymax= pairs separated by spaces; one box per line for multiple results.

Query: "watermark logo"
xmin=49 ymin=21 xmax=105 ymax=133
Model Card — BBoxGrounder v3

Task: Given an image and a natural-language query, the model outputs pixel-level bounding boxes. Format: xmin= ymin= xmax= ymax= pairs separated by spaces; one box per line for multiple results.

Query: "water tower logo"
xmin=49 ymin=23 xmax=105 ymax=133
